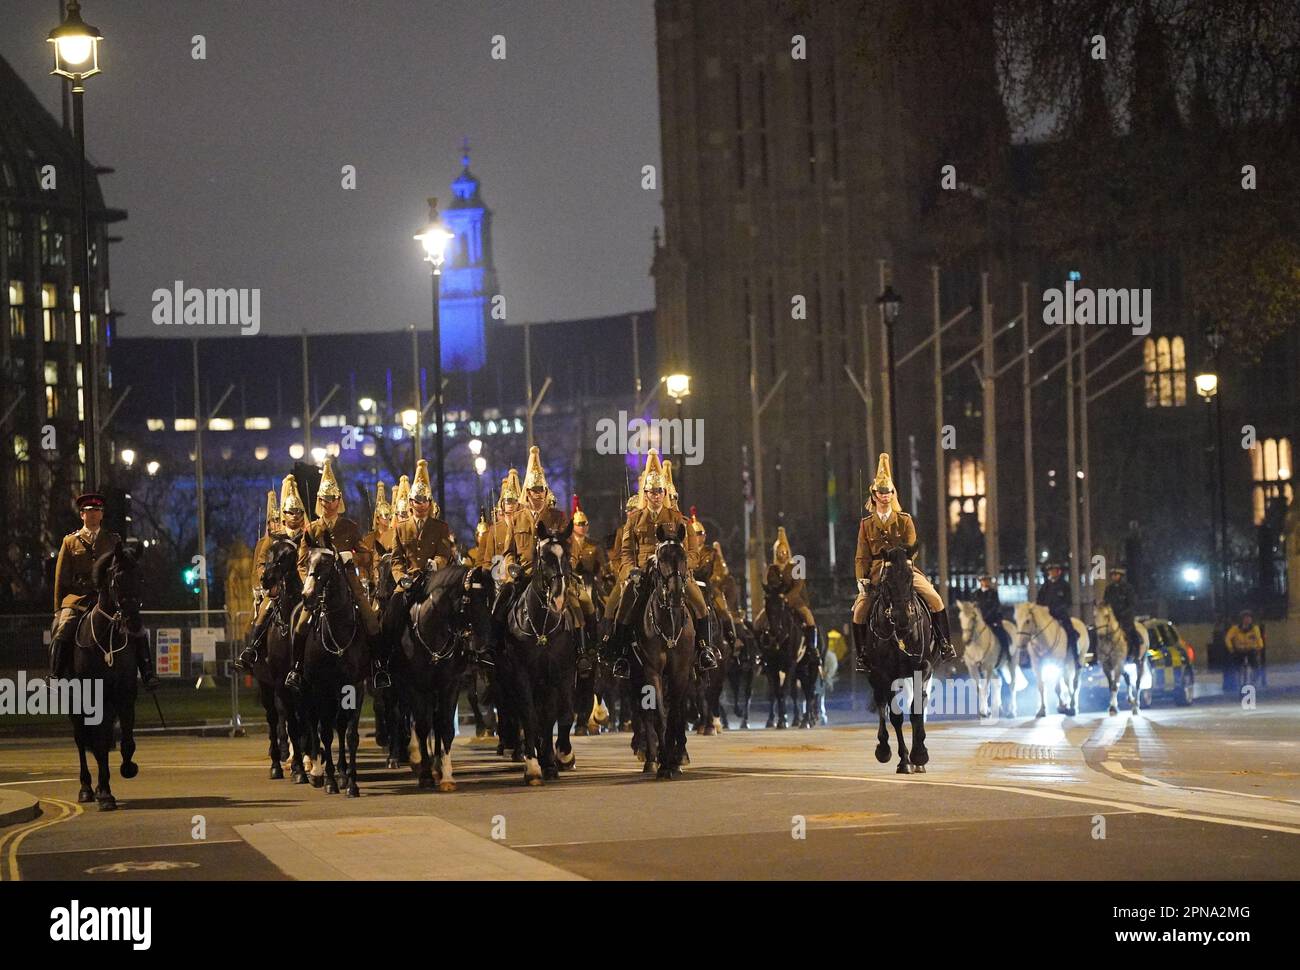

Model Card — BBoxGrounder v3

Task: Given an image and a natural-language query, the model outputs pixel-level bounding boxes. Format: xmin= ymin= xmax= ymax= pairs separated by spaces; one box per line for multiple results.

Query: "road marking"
xmin=0 ymin=796 xmax=83 ymax=881
xmin=1102 ymin=759 xmax=1178 ymax=789
xmin=0 ymin=778 xmax=78 ymax=786
xmin=21 ymin=838 xmax=242 ymax=857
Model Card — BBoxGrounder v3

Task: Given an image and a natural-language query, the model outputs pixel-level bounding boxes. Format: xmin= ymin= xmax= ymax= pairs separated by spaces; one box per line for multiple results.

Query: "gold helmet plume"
xmin=663 ymin=459 xmax=679 ymax=509
xmin=410 ymin=459 xmax=439 ymax=516
xmin=263 ymin=489 xmax=279 ymax=534
xmin=772 ymin=526 xmax=793 ymax=564
xmin=475 ymin=507 xmax=489 ymax=541
xmin=498 ymin=467 xmax=522 ymax=508
xmin=638 ymin=449 xmax=665 ymax=505
xmin=393 ymin=475 xmax=411 ymax=519
xmin=316 ymin=458 xmax=344 ymax=516
xmin=522 ymin=445 xmax=548 ymax=492
xmin=869 ymin=453 xmax=902 ymax=513
xmin=280 ymin=474 xmax=306 ymax=517
xmin=689 ymin=505 xmax=705 ymax=535
xmin=571 ymin=493 xmax=588 ymax=527
xmin=372 ymin=481 xmax=392 ymax=532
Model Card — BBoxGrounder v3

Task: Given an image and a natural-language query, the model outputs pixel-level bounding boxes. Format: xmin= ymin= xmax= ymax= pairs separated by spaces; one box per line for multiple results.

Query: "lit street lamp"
xmin=49 ymin=0 xmax=104 ymax=488
xmin=415 ymin=198 xmax=454 ymax=515
xmin=1196 ymin=351 xmax=1228 ymax=616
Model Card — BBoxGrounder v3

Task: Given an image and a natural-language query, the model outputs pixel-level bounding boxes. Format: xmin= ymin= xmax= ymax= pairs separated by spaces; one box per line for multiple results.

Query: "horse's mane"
xmin=425 ymin=563 xmax=467 ymax=599
xmin=91 ymin=547 xmax=117 ymax=588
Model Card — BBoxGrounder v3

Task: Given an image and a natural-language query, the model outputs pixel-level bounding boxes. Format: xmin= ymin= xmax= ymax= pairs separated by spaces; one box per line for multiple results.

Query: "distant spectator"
xmin=1226 ymin=611 xmax=1265 ymax=688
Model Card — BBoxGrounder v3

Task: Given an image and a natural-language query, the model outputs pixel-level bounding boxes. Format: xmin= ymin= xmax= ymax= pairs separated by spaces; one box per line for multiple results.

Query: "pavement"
xmin=1 ymin=693 xmax=1297 ymax=881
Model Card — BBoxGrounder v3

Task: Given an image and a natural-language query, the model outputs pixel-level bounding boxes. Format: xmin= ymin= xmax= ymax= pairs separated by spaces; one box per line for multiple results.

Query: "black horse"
xmin=855 ymin=546 xmax=936 ymax=773
xmin=725 ymin=617 xmax=762 ymax=729
xmin=629 ymin=523 xmax=695 ymax=779
xmin=250 ymin=538 xmax=307 ymax=782
xmin=690 ymin=596 xmax=729 ymax=734
xmin=391 ymin=563 xmax=495 ymax=791
xmin=68 ymin=541 xmax=145 ymax=810
xmin=299 ymin=538 xmax=372 ymax=796
xmin=790 ymin=632 xmax=823 ymax=729
xmin=758 ymin=581 xmax=803 ymax=729
xmin=500 ymin=520 xmax=578 ymax=785
xmin=371 ymin=550 xmax=413 ymax=769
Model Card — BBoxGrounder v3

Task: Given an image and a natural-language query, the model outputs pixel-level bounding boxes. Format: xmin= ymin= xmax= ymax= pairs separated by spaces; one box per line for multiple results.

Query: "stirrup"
xmin=236 ymin=646 xmax=258 ymax=671
xmin=612 ymin=656 xmax=630 ymax=679
xmin=285 ymin=668 xmax=303 ymax=692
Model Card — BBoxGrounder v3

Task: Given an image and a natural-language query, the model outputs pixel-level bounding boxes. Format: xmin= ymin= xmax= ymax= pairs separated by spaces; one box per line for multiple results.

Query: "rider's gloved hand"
xmin=857 ymin=579 xmax=869 ymax=595
xmin=339 ymin=550 xmax=354 ymax=564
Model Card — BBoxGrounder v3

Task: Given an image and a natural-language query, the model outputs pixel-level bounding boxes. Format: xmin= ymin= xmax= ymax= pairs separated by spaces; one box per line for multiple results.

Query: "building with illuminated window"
xmin=0 ymin=52 xmax=126 ymax=597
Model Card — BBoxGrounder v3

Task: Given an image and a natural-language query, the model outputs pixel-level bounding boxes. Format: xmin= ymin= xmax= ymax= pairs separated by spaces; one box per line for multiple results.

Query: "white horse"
xmin=956 ymin=601 xmax=1023 ymax=718
xmin=1013 ymin=603 xmax=1088 ymax=718
xmin=1093 ymin=604 xmax=1150 ymax=715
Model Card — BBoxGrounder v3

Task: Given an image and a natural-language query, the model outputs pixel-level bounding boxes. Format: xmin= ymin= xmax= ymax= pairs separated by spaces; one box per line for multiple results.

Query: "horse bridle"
xmin=645 ymin=540 xmax=687 ymax=650
xmin=307 ymin=550 xmax=359 ymax=657
xmin=514 ymin=543 xmax=566 ymax=646
xmin=1017 ymin=607 xmax=1065 ymax=653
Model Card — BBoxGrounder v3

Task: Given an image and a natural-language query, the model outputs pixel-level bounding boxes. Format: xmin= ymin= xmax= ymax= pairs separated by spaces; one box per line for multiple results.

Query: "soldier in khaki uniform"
xmin=603 ymin=450 xmax=713 ymax=677
xmin=755 ymin=527 xmax=820 ymax=660
xmin=286 ymin=460 xmax=380 ymax=690
xmin=358 ymin=481 xmax=396 ymax=599
xmin=378 ymin=460 xmax=457 ymax=683
xmin=686 ymin=508 xmax=729 ymax=619
xmin=851 ymin=454 xmax=955 ymax=668
xmin=49 ymin=492 xmax=159 ymax=688
xmin=237 ymin=480 xmax=302 ymax=670
xmin=603 ymin=492 xmax=641 ymax=616
xmin=476 ymin=468 xmax=523 ymax=569
xmin=392 ymin=475 xmax=411 ymax=526
xmin=490 ymin=446 xmax=579 ymax=632
xmin=569 ymin=494 xmax=608 ymax=625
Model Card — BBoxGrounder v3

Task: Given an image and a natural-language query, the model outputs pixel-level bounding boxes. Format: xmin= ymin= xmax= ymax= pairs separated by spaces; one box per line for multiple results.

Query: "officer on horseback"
xmin=974 ymin=574 xmax=1013 ymax=656
xmin=1035 ymin=562 xmax=1080 ymax=659
xmin=569 ymin=494 xmax=608 ymax=633
xmin=285 ymin=459 xmax=381 ymax=691
xmin=1101 ymin=565 xmax=1141 ymax=656
xmin=359 ymin=480 xmax=396 ymax=599
xmin=237 ymin=477 xmax=307 ymax=671
xmin=755 ymin=527 xmax=821 ymax=664
xmin=381 ymin=460 xmax=456 ymax=684
xmin=49 ymin=492 xmax=160 ymax=689
xmin=602 ymin=449 xmax=714 ymax=678
xmin=850 ymin=454 xmax=956 ymax=670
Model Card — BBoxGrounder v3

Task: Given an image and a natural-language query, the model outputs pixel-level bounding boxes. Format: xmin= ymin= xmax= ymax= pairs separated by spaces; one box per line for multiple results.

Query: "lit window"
xmin=1143 ymin=336 xmax=1186 ymax=407
xmin=244 ymin=417 xmax=271 ymax=430
xmin=208 ymin=418 xmax=234 ymax=431
xmin=174 ymin=418 xmax=197 ymax=431
xmin=44 ymin=361 xmax=58 ymax=384
xmin=1251 ymin=437 xmax=1294 ymax=526
xmin=146 ymin=418 xmax=165 ymax=431
xmin=42 ymin=283 xmax=58 ymax=342
xmin=13 ymin=434 xmax=29 ymax=461
xmin=947 ymin=457 xmax=986 ymax=533
xmin=8 ymin=280 xmax=24 ymax=339
xmin=320 ymin=415 xmax=340 ymax=427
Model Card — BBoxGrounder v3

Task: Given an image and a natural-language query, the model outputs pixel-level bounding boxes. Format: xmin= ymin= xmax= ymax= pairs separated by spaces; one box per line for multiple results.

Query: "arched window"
xmin=947 ymin=457 xmax=986 ymax=533
xmin=1143 ymin=336 xmax=1187 ymax=407
xmin=1251 ymin=437 xmax=1294 ymax=526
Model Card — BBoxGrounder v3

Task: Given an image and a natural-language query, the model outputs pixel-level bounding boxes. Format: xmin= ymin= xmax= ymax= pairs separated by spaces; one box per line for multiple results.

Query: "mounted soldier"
xmin=359 ymin=480 xmax=396 ymax=599
xmin=973 ymin=573 xmax=1013 ymax=657
xmin=686 ymin=508 xmax=729 ymax=620
xmin=49 ymin=492 xmax=159 ymax=689
xmin=286 ymin=459 xmax=380 ymax=691
xmin=237 ymin=478 xmax=306 ymax=671
xmin=380 ymin=459 xmax=456 ymax=683
xmin=569 ymin=494 xmax=608 ymax=623
xmin=755 ymin=526 xmax=820 ymax=663
xmin=489 ymin=446 xmax=582 ymax=639
xmin=602 ymin=449 xmax=714 ymax=678
xmin=392 ymin=475 xmax=411 ymax=526
xmin=851 ymin=454 xmax=956 ymax=669
xmin=1100 ymin=565 xmax=1141 ymax=656
xmin=1035 ymin=561 xmax=1079 ymax=659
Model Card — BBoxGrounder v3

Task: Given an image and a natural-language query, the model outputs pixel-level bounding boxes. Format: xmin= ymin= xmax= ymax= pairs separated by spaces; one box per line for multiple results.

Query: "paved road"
xmin=2 ymin=697 xmax=1297 ymax=880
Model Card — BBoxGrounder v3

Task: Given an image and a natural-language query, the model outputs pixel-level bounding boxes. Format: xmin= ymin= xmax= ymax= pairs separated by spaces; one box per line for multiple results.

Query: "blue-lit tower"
xmin=439 ymin=140 xmax=496 ymax=371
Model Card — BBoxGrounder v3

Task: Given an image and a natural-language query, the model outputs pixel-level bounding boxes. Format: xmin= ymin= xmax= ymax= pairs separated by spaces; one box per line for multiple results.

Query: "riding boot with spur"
xmin=136 ymin=639 xmax=161 ymax=691
xmin=237 ymin=603 xmax=273 ymax=671
xmin=851 ymin=622 xmax=869 ymax=673
xmin=931 ymin=608 xmax=957 ymax=662
xmin=803 ymin=625 xmax=821 ymax=663
xmin=285 ymin=622 xmax=307 ymax=692
xmin=48 ymin=611 xmax=77 ymax=680
xmin=605 ymin=624 xmax=633 ymax=679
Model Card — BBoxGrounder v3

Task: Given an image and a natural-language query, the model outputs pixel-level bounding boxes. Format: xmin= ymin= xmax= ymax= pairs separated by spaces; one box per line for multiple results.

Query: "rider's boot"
xmin=136 ymin=639 xmax=161 ymax=691
xmin=284 ymin=624 xmax=306 ymax=692
xmin=695 ymin=626 xmax=718 ymax=672
xmin=803 ymin=625 xmax=820 ymax=662
xmin=237 ymin=605 xmax=273 ymax=671
xmin=851 ymin=622 xmax=869 ymax=673
xmin=931 ymin=608 xmax=957 ymax=662
xmin=48 ymin=612 xmax=77 ymax=679
xmin=605 ymin=624 xmax=633 ymax=679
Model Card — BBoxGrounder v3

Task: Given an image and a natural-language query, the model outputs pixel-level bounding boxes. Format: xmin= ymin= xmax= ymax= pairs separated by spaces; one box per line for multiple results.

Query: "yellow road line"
xmin=0 ymin=795 xmax=84 ymax=881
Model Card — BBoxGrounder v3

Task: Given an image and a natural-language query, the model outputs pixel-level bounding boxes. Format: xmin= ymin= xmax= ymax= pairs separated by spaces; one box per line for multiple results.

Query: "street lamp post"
xmin=415 ymin=198 xmax=454 ymax=514
xmin=49 ymin=0 xmax=104 ymax=488
xmin=665 ymin=372 xmax=691 ymax=490
xmin=1195 ymin=355 xmax=1227 ymax=615
xmin=876 ymin=285 xmax=902 ymax=467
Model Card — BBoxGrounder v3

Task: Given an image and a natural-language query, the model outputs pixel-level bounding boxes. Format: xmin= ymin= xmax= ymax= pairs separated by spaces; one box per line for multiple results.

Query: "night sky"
xmin=0 ymin=0 xmax=660 ymax=338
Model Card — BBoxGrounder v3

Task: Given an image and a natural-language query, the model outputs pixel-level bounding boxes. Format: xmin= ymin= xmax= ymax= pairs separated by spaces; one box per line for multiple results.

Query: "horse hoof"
xmin=438 ymin=780 xmax=457 ymax=792
xmin=671 ymin=766 xmax=683 ymax=778
xmin=270 ymin=764 xmax=284 ymax=780
xmin=776 ymin=721 xmax=787 ymax=730
xmin=765 ymin=717 xmax=776 ymax=729
xmin=511 ymin=750 xmax=525 ymax=764
xmin=702 ymin=724 xmax=715 ymax=736
xmin=896 ymin=762 xmax=911 ymax=774
xmin=1035 ymin=709 xmax=1046 ymax=719
xmin=526 ymin=776 xmax=543 ymax=787
xmin=97 ymin=795 xmax=117 ymax=811
xmin=309 ymin=775 xmax=325 ymax=789
xmin=642 ymin=760 xmax=656 ymax=774
xmin=386 ymin=758 xmax=399 ymax=769
xmin=346 ymin=785 xmax=360 ymax=798
xmin=656 ymin=766 xmax=672 ymax=780
xmin=325 ymin=780 xmax=339 ymax=795
xmin=1067 ymin=706 xmax=1077 ymax=717
xmin=1108 ymin=707 xmax=1118 ymax=716
xmin=119 ymin=761 xmax=139 ymax=780
xmin=543 ymin=767 xmax=559 ymax=781
xmin=875 ymin=744 xmax=891 ymax=764
xmin=557 ymin=758 xmax=575 ymax=772
xmin=292 ymin=772 xmax=307 ymax=785
xmin=417 ymin=774 xmax=433 ymax=789
xmin=912 ymin=764 xmax=927 ymax=773
xmin=740 ymin=721 xmax=749 ymax=730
